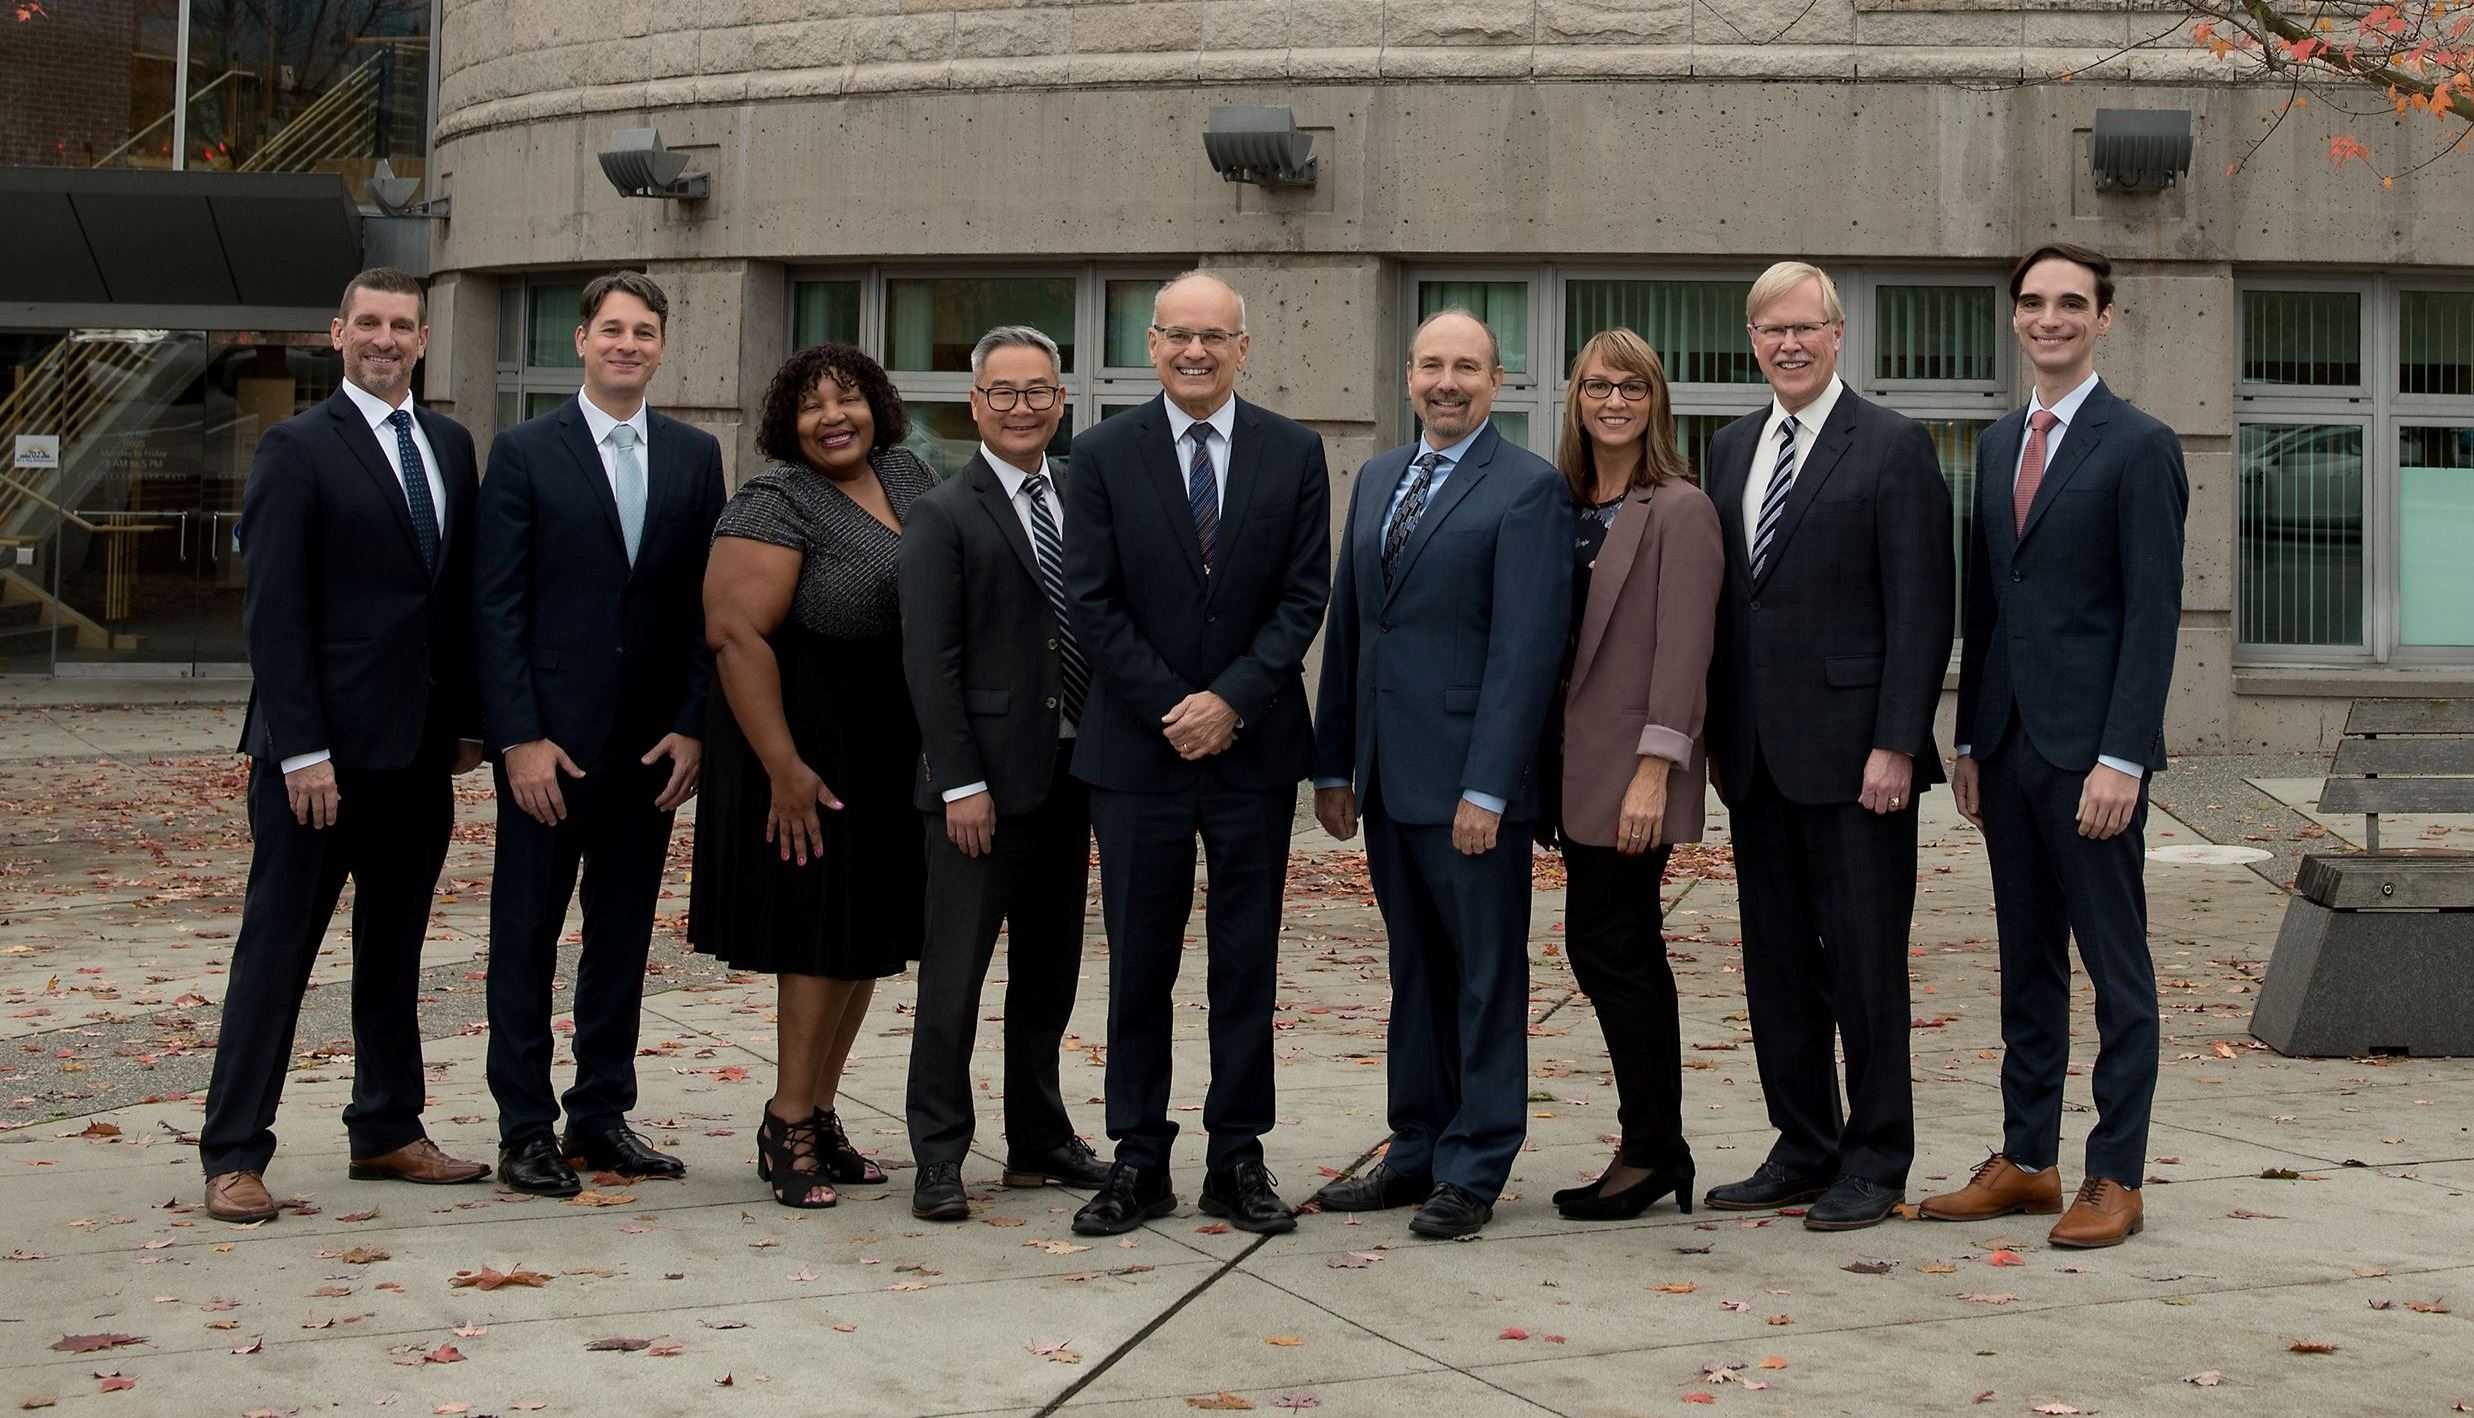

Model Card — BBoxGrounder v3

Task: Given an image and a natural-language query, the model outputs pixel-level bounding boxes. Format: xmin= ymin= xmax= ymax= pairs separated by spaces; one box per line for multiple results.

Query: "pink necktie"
xmin=2013 ymin=408 xmax=2060 ymax=535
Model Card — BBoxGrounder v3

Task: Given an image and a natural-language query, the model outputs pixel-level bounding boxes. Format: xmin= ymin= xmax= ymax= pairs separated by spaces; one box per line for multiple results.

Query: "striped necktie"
xmin=1750 ymin=414 xmax=1798 ymax=580
xmin=1185 ymin=423 xmax=1219 ymax=572
xmin=1020 ymin=472 xmax=1089 ymax=727
xmin=1382 ymin=451 xmax=1444 ymax=586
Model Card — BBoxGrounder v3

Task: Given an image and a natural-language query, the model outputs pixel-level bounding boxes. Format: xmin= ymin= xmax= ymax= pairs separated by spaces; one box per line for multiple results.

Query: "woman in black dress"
xmin=692 ymin=345 xmax=933 ymax=1208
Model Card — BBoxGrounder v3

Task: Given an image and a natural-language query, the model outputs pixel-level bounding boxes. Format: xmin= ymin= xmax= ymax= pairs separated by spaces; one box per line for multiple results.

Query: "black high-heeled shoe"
xmin=1557 ymin=1157 xmax=1695 ymax=1221
xmin=755 ymin=1109 xmax=837 ymax=1209
xmin=813 ymin=1109 xmax=888 ymax=1185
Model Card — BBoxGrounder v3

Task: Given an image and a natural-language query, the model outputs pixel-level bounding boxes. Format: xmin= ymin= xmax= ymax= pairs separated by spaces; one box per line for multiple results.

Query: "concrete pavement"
xmin=1 ymin=697 xmax=2469 ymax=1416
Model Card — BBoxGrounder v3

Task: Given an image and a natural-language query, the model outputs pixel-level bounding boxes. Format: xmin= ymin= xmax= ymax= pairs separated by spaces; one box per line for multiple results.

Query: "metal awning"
xmin=0 ymin=168 xmax=364 ymax=330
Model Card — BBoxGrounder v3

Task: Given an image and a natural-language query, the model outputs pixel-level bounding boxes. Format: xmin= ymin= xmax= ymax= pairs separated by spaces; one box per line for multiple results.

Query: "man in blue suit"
xmin=1921 ymin=243 xmax=2186 ymax=1249
xmin=473 ymin=272 xmax=727 ymax=1196
xmin=1308 ymin=309 xmax=1574 ymax=1239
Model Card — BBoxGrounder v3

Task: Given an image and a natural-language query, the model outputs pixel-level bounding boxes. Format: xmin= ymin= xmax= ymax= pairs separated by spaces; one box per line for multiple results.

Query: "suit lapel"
xmin=1138 ymin=396 xmax=1210 ymax=589
xmin=1382 ymin=423 xmax=1497 ymax=605
xmin=1981 ymin=409 xmax=2026 ymax=566
xmin=327 ymin=392 xmax=427 ymax=571
xmin=1208 ymin=400 xmax=1266 ymax=605
xmin=559 ymin=400 xmax=630 ymax=559
xmin=1750 ymin=393 xmax=1857 ymax=593
xmin=411 ymin=404 xmax=461 ymax=585
xmin=638 ymin=411 xmax=681 ymax=570
xmin=966 ymin=453 xmax=1041 ymax=583
xmin=2017 ymin=383 xmax=2112 ymax=548
xmin=1570 ymin=485 xmax=1653 ymax=691
xmin=1709 ymin=413 xmax=1761 ymax=596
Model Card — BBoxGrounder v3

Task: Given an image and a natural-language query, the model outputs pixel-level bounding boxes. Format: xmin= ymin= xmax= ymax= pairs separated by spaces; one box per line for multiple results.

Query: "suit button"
xmin=1206 ymin=613 xmax=1217 ymax=623
xmin=1046 ymin=637 xmax=1058 ymax=650
xmin=1379 ymin=620 xmax=1391 ymax=632
xmin=1045 ymin=696 xmax=1058 ymax=709
xmin=2011 ymin=571 xmax=2023 ymax=582
xmin=1749 ymin=600 xmax=1761 ymax=612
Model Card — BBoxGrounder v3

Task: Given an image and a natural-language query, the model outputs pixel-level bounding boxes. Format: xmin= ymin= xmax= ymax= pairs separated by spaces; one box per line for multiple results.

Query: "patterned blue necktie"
xmin=609 ymin=423 xmax=647 ymax=565
xmin=1382 ymin=451 xmax=1444 ymax=586
xmin=1185 ymin=422 xmax=1219 ymax=572
xmin=1021 ymin=472 xmax=1090 ymax=727
xmin=385 ymin=409 xmax=439 ymax=573
xmin=1750 ymin=414 xmax=1798 ymax=580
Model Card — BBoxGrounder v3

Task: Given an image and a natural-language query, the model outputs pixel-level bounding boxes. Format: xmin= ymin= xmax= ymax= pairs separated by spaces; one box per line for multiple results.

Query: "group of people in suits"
xmin=202 ymin=242 xmax=2183 ymax=1255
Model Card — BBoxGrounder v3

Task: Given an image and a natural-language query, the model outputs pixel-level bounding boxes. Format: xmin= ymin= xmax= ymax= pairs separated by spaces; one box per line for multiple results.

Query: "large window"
xmin=790 ymin=267 xmax=1172 ymax=478
xmin=1407 ymin=266 xmax=2005 ymax=609
xmin=494 ymin=278 xmax=587 ymax=432
xmin=2237 ymin=282 xmax=2474 ymax=663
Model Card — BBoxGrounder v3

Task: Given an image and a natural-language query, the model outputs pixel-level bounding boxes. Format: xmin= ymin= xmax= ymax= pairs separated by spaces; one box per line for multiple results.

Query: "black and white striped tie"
xmin=1020 ymin=473 xmax=1089 ymax=727
xmin=1750 ymin=414 xmax=1799 ymax=580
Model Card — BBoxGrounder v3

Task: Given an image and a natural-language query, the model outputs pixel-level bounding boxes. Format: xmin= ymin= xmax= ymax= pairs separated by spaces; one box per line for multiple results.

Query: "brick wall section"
xmin=435 ymin=0 xmax=2215 ymax=140
xmin=0 ymin=0 xmax=141 ymax=167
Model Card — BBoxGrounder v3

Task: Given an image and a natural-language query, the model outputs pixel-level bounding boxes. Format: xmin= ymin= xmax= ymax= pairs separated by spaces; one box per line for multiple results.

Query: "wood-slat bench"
xmin=2250 ymin=698 xmax=2474 ymax=1057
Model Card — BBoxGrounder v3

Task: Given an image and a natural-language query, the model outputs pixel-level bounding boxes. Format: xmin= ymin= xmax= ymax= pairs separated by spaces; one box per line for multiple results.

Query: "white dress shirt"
xmin=1160 ymin=392 xmax=1236 ymax=508
xmin=1741 ymin=375 xmax=1846 ymax=557
xmin=1957 ymin=371 xmax=2142 ymax=781
xmin=575 ymin=388 xmax=652 ymax=504
xmin=283 ymin=382 xmax=451 ymax=776
xmin=941 ymin=446 xmax=1077 ymax=807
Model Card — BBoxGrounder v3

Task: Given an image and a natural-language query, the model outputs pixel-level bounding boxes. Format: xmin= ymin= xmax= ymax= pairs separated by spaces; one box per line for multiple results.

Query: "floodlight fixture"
xmin=365 ymin=160 xmax=450 ymax=219
xmin=598 ymin=128 xmax=710 ymax=201
xmin=1203 ymin=106 xmax=1318 ymax=187
xmin=2088 ymin=109 xmax=2193 ymax=192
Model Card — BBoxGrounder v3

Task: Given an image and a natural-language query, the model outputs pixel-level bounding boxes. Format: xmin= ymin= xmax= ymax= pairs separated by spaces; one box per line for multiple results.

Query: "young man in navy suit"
xmin=1924 ymin=243 xmax=2186 ymax=1248
xmin=473 ymin=272 xmax=727 ymax=1195
xmin=1307 ymin=309 xmax=1574 ymax=1240
xmin=202 ymin=267 xmax=493 ymax=1221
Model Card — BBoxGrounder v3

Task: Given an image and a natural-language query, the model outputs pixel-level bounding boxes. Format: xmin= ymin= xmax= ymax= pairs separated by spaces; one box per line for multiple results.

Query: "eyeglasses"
xmin=1150 ymin=325 xmax=1244 ymax=351
xmin=975 ymin=384 xmax=1062 ymax=412
xmin=1748 ymin=321 xmax=1837 ymax=344
xmin=1577 ymin=377 xmax=1653 ymax=402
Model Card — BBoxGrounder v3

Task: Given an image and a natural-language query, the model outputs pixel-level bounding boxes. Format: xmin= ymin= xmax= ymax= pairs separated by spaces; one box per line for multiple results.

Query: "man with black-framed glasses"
xmin=898 ymin=325 xmax=1112 ymax=1220
xmin=1060 ymin=271 xmax=1332 ymax=1237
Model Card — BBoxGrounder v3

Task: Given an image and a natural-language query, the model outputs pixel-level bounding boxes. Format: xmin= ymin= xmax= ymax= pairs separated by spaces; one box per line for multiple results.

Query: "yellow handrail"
xmin=89 ymin=68 xmax=256 ymax=169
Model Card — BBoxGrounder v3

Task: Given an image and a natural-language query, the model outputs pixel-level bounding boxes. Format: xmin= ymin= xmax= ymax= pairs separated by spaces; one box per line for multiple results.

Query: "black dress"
xmin=689 ymin=448 xmax=936 ymax=980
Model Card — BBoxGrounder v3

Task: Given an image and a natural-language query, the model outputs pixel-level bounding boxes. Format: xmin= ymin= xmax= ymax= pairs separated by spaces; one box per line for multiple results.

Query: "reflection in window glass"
xmin=1565 ymin=281 xmax=1757 ymax=384
xmin=1674 ymin=413 xmax=1731 ymax=486
xmin=791 ymin=281 xmax=862 ymax=349
xmin=1917 ymin=418 xmax=1989 ymax=616
xmin=885 ymin=277 xmax=1077 ymax=372
xmin=525 ymin=389 xmax=571 ymax=420
xmin=904 ymin=399 xmax=1075 ymax=481
xmin=1418 ymin=282 xmax=1528 ymax=375
xmin=186 ymin=0 xmax=431 ymax=184
xmin=526 ymin=283 xmax=584 ymax=369
xmin=494 ymin=390 xmax=521 ymax=436
xmin=2398 ymin=426 xmax=2474 ymax=646
xmin=1105 ymin=280 xmax=1165 ymax=367
xmin=2240 ymin=290 xmax=2361 ymax=387
xmin=1876 ymin=287 xmax=1996 ymax=382
xmin=496 ymin=286 xmax=524 ymax=366
xmin=2400 ymin=292 xmax=2474 ymax=396
xmin=2237 ymin=423 xmax=2364 ymax=647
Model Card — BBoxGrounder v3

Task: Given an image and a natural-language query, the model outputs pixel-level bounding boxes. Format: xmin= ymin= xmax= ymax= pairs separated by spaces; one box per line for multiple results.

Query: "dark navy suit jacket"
xmin=471 ymin=397 xmax=725 ymax=765
xmin=1957 ymin=380 xmax=2187 ymax=773
xmin=1313 ymin=422 xmax=1574 ymax=825
xmin=237 ymin=389 xmax=480 ymax=769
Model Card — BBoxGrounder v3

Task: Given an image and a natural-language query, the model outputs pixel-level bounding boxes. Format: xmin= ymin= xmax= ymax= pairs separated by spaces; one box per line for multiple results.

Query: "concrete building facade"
xmin=37 ymin=0 xmax=2469 ymax=747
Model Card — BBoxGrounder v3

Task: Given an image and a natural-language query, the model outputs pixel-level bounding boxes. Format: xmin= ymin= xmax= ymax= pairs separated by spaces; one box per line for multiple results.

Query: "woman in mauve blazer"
xmin=1546 ymin=328 xmax=1725 ymax=1222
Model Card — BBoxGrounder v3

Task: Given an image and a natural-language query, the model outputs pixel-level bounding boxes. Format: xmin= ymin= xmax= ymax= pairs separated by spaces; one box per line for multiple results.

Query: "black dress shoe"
xmin=1004 ymin=1135 xmax=1111 ymax=1189
xmin=1803 ymin=1175 xmax=1902 ymax=1231
xmin=912 ymin=1160 xmax=968 ymax=1221
xmin=1409 ymin=1181 xmax=1493 ymax=1239
xmin=1070 ymin=1161 xmax=1176 ymax=1236
xmin=565 ymin=1127 xmax=687 ymax=1180
xmin=1308 ymin=1161 xmax=1432 ymax=1212
xmin=1702 ymin=1160 xmax=1829 ymax=1212
xmin=498 ymin=1136 xmax=581 ymax=1197
xmin=1199 ymin=1161 xmax=1297 ymax=1235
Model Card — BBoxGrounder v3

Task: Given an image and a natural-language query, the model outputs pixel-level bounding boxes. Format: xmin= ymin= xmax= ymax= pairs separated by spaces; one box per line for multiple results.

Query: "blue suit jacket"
xmin=472 ymin=398 xmax=726 ymax=765
xmin=1956 ymin=380 xmax=2187 ymax=774
xmin=1313 ymin=423 xmax=1574 ymax=825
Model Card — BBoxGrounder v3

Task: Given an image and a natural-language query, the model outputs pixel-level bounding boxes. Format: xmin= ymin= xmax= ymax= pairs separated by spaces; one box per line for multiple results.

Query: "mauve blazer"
xmin=1558 ymin=477 xmax=1725 ymax=848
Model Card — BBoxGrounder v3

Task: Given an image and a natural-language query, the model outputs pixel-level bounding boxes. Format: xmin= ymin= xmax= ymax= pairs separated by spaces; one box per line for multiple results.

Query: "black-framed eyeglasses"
xmin=1149 ymin=325 xmax=1244 ymax=350
xmin=975 ymin=384 xmax=1062 ymax=412
xmin=1577 ymin=377 xmax=1653 ymax=402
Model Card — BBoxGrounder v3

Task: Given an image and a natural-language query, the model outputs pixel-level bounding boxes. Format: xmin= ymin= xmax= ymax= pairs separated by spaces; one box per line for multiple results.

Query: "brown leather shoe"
xmin=348 ymin=1138 xmax=492 ymax=1185
xmin=205 ymin=1170 xmax=281 ymax=1223
xmin=2048 ymin=1177 xmax=2143 ymax=1248
xmin=1917 ymin=1152 xmax=2063 ymax=1221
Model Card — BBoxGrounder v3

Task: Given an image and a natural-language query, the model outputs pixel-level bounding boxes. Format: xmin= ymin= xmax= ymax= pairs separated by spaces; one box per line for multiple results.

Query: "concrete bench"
xmin=2250 ymin=698 xmax=2474 ymax=1057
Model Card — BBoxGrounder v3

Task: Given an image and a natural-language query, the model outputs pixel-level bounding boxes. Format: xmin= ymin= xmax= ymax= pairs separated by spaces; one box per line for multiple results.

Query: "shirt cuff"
xmin=279 ymin=749 xmax=332 ymax=775
xmin=941 ymin=782 xmax=990 ymax=804
xmin=1954 ymin=744 xmax=1971 ymax=759
xmin=2096 ymin=755 xmax=2146 ymax=781
xmin=1460 ymin=789 xmax=1507 ymax=814
xmin=1313 ymin=776 xmax=1351 ymax=791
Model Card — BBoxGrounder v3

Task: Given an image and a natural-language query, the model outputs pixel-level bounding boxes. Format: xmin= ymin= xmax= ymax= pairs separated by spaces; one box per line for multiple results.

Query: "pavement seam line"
xmin=1031 ymin=1227 xmax=1272 ymax=1415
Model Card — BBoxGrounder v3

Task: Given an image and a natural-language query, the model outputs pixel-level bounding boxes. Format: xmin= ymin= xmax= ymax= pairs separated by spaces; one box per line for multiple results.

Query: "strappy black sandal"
xmin=813 ymin=1109 xmax=888 ymax=1185
xmin=755 ymin=1108 xmax=837 ymax=1208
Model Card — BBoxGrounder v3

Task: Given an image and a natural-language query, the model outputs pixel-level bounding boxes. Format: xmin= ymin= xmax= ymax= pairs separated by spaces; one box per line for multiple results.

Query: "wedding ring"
xmin=1890 ymin=795 xmax=1903 ymax=806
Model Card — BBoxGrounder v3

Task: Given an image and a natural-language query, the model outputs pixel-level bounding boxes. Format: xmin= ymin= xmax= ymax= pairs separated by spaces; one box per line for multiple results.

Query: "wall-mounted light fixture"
xmin=2088 ymin=109 xmax=2193 ymax=192
xmin=1204 ymin=106 xmax=1318 ymax=187
xmin=598 ymin=128 xmax=710 ymax=201
xmin=366 ymin=159 xmax=450 ymax=219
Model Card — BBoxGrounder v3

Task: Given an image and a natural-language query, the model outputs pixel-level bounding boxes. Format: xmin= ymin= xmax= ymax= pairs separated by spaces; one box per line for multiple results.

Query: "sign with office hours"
xmin=13 ymin=434 xmax=59 ymax=470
